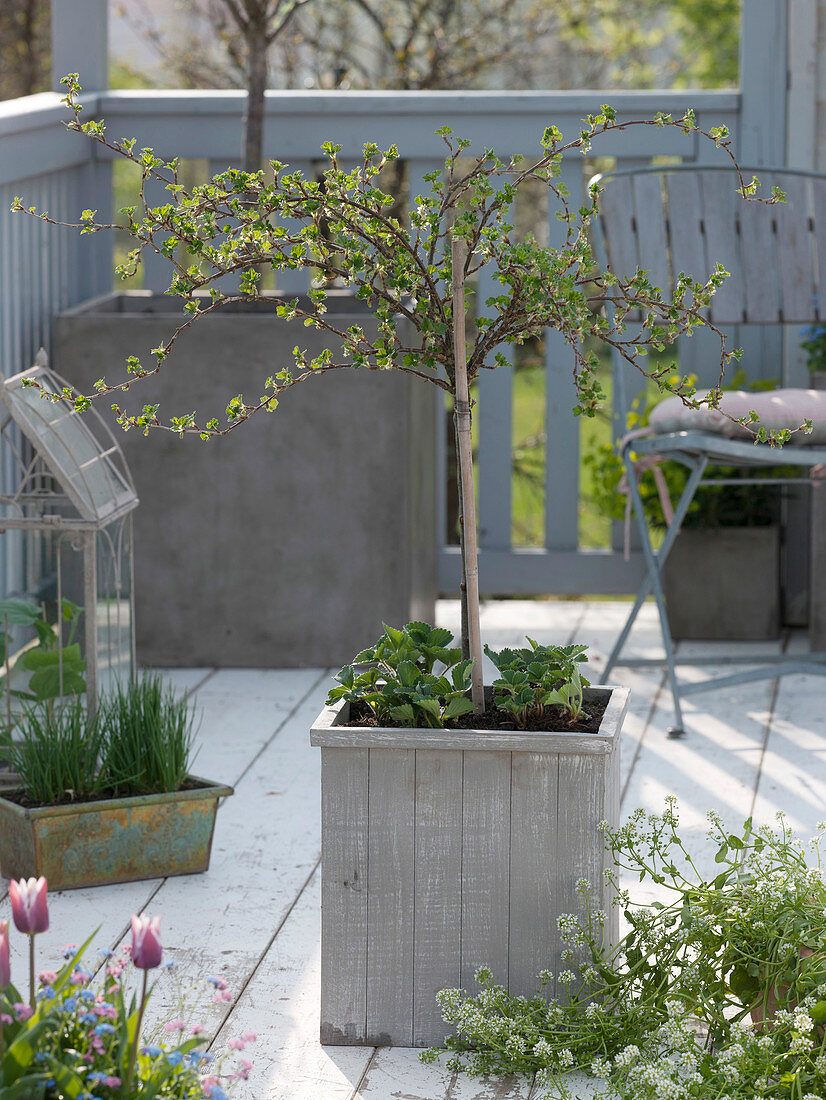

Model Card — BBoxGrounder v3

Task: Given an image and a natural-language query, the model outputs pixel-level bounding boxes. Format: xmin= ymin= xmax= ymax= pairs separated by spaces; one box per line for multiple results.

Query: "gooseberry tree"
xmin=15 ymin=76 xmax=784 ymax=711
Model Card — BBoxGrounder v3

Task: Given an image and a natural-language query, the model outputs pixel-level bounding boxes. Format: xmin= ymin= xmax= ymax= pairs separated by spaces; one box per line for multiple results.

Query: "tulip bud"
xmin=0 ymin=920 xmax=9 ymax=989
xmin=9 ymin=877 xmax=49 ymax=935
xmin=130 ymin=914 xmax=162 ymax=970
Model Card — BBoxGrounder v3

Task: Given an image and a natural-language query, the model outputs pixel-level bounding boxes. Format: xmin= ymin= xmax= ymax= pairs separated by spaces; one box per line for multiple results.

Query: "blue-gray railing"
xmin=0 ymin=0 xmax=791 ymax=601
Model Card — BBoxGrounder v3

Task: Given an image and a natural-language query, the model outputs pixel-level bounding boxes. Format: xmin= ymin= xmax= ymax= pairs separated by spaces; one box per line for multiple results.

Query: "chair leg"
xmin=603 ymin=451 xmax=708 ymax=737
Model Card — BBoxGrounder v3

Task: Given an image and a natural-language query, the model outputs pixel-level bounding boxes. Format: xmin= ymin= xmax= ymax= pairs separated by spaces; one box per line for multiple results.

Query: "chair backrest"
xmin=593 ymin=165 xmax=826 ymax=326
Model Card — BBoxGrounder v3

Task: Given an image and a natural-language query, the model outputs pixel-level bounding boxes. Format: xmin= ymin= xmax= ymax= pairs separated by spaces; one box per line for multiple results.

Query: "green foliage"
xmin=327 ymin=622 xmax=475 ymax=728
xmin=98 ymin=674 xmax=198 ymax=795
xmin=0 ymin=699 xmax=105 ymax=805
xmin=0 ymin=933 xmax=97 ymax=1097
xmin=0 ymin=930 xmax=246 ymax=1097
xmin=669 ymin=0 xmax=740 ymax=89
xmin=425 ymin=801 xmax=826 ymax=1100
xmin=0 ymin=598 xmax=86 ymax=708
xmin=23 ymin=75 xmax=791 ymax=447
xmin=801 ymin=325 xmax=826 ymax=374
xmin=484 ymin=639 xmax=590 ymax=725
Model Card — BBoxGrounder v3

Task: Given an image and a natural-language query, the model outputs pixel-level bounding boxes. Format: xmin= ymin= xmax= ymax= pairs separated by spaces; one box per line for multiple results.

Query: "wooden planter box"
xmin=663 ymin=527 xmax=780 ymax=641
xmin=0 ymin=777 xmax=233 ymax=890
xmin=310 ymin=686 xmax=628 ymax=1047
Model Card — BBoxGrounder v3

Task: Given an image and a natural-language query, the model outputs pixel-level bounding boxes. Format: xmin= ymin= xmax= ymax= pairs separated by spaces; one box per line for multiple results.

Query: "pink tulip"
xmin=0 ymin=920 xmax=9 ymax=989
xmin=9 ymin=877 xmax=48 ymax=934
xmin=130 ymin=914 xmax=162 ymax=970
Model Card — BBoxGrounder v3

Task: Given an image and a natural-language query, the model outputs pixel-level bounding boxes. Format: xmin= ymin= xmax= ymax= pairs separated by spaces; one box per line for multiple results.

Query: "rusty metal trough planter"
xmin=0 ymin=777 xmax=233 ymax=890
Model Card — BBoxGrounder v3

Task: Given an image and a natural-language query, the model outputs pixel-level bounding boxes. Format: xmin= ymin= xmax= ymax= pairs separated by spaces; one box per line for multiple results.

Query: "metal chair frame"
xmin=591 ymin=164 xmax=826 ymax=735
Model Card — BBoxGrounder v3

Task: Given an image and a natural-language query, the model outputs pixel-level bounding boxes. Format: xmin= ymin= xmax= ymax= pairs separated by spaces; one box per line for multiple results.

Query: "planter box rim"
xmin=311 ymin=683 xmax=628 ymax=753
xmin=0 ymin=775 xmax=234 ymax=821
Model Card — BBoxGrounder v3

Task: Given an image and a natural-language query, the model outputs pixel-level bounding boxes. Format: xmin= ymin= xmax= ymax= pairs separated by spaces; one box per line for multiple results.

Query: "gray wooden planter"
xmin=310 ymin=685 xmax=628 ymax=1047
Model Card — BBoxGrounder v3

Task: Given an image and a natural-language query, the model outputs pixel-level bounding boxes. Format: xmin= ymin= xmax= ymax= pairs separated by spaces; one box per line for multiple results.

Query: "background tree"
xmin=117 ymin=0 xmax=312 ymax=168
xmin=0 ymin=0 xmax=49 ymax=101
xmin=214 ymin=0 xmax=314 ymax=170
xmin=669 ymin=0 xmax=740 ymax=88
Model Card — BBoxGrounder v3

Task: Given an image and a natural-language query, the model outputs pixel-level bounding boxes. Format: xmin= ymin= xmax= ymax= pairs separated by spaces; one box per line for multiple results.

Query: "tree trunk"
xmin=20 ymin=0 xmax=40 ymax=97
xmin=243 ymin=22 xmax=268 ymax=171
xmin=451 ymin=237 xmax=484 ymax=713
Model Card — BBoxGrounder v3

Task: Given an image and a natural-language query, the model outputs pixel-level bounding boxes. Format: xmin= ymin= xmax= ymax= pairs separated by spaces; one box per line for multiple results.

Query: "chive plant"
xmin=98 ymin=674 xmax=198 ymax=795
xmin=0 ymin=676 xmax=198 ymax=804
xmin=2 ymin=699 xmax=105 ymax=805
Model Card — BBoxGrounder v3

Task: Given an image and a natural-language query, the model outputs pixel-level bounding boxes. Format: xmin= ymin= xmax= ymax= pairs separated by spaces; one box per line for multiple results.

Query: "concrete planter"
xmin=310 ymin=685 xmax=628 ymax=1047
xmin=0 ymin=776 xmax=233 ymax=890
xmin=663 ymin=527 xmax=781 ymax=641
xmin=54 ymin=291 xmax=437 ymax=668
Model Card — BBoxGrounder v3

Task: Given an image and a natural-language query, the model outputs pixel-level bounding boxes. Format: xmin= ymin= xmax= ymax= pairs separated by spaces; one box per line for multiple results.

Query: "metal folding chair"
xmin=591 ymin=164 xmax=826 ymax=735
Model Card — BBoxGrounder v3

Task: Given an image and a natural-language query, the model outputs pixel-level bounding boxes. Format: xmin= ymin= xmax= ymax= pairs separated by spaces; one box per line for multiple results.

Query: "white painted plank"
xmin=187 ymin=668 xmax=327 ymax=784
xmin=775 ymin=175 xmax=815 ymax=322
xmin=359 ymin=1049 xmax=533 ymax=1099
xmin=198 ymin=668 xmax=325 ymax=702
xmin=751 ymin=671 xmax=826 ymax=839
xmin=227 ymin=872 xmax=375 ymax=1100
xmin=116 ymin=680 xmax=331 ymax=1037
xmin=632 ymin=174 xmax=669 ymax=297
xmin=143 ymin=667 xmax=215 ymax=697
xmin=700 ymin=171 xmax=745 ymax=324
xmin=739 ymin=195 xmax=780 ymax=322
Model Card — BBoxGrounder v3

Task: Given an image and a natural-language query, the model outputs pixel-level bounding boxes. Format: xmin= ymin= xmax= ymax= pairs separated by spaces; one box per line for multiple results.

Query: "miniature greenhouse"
xmin=0 ymin=349 xmax=137 ymax=711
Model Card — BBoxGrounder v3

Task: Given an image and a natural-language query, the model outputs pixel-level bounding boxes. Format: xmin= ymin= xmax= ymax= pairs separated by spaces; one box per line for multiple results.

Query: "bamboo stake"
xmin=451 ymin=236 xmax=485 ymax=713
xmin=453 ymin=418 xmax=470 ymax=663
xmin=3 ymin=614 xmax=9 ymax=731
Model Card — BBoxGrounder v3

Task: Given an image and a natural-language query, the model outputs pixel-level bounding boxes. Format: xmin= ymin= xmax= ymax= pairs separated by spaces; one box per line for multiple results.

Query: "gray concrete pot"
xmin=663 ymin=526 xmax=780 ymax=641
xmin=54 ymin=292 xmax=437 ymax=667
xmin=310 ymin=685 xmax=628 ymax=1047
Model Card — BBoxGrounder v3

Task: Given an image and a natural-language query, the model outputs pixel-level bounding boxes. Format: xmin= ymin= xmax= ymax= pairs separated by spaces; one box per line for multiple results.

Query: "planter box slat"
xmin=558 ymin=753 xmax=620 ymax=976
xmin=366 ymin=749 xmax=416 ymax=1047
xmin=319 ymin=749 xmax=369 ymax=1046
xmin=313 ymin=685 xmax=628 ymax=1047
xmin=412 ymin=750 xmax=463 ymax=1048
xmin=509 ymin=752 xmax=559 ymax=999
xmin=460 ymin=750 xmax=511 ymax=994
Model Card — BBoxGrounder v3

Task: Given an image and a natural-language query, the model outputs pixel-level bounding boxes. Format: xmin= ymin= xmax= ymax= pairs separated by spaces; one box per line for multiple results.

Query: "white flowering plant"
xmin=423 ymin=799 xmax=826 ymax=1100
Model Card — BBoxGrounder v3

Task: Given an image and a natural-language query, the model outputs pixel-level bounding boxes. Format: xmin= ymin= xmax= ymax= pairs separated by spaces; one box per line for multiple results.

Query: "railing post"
xmin=786 ymin=0 xmax=817 ymax=170
xmin=51 ymin=2 xmax=113 ymax=303
xmin=738 ymin=0 xmax=788 ymax=164
xmin=545 ymin=159 xmax=584 ymax=553
xmin=51 ymin=0 xmax=109 ymax=93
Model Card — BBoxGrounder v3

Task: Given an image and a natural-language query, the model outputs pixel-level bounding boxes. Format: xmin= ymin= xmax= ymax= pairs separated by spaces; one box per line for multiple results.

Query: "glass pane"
xmin=6 ymin=376 xmax=131 ymax=520
xmin=95 ymin=517 xmax=133 ymax=698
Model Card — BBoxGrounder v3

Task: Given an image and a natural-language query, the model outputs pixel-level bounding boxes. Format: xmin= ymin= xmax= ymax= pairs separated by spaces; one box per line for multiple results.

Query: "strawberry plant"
xmin=327 ymin=621 xmax=476 ymax=728
xmin=484 ymin=639 xmax=589 ymax=725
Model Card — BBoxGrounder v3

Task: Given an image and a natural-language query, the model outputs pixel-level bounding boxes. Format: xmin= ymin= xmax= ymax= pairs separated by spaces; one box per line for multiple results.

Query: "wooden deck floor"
xmin=2 ymin=599 xmax=825 ymax=1099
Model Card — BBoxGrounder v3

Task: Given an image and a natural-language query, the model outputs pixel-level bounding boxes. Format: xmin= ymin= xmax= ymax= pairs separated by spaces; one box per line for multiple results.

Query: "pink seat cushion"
xmin=648 ymin=388 xmax=826 ymax=445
